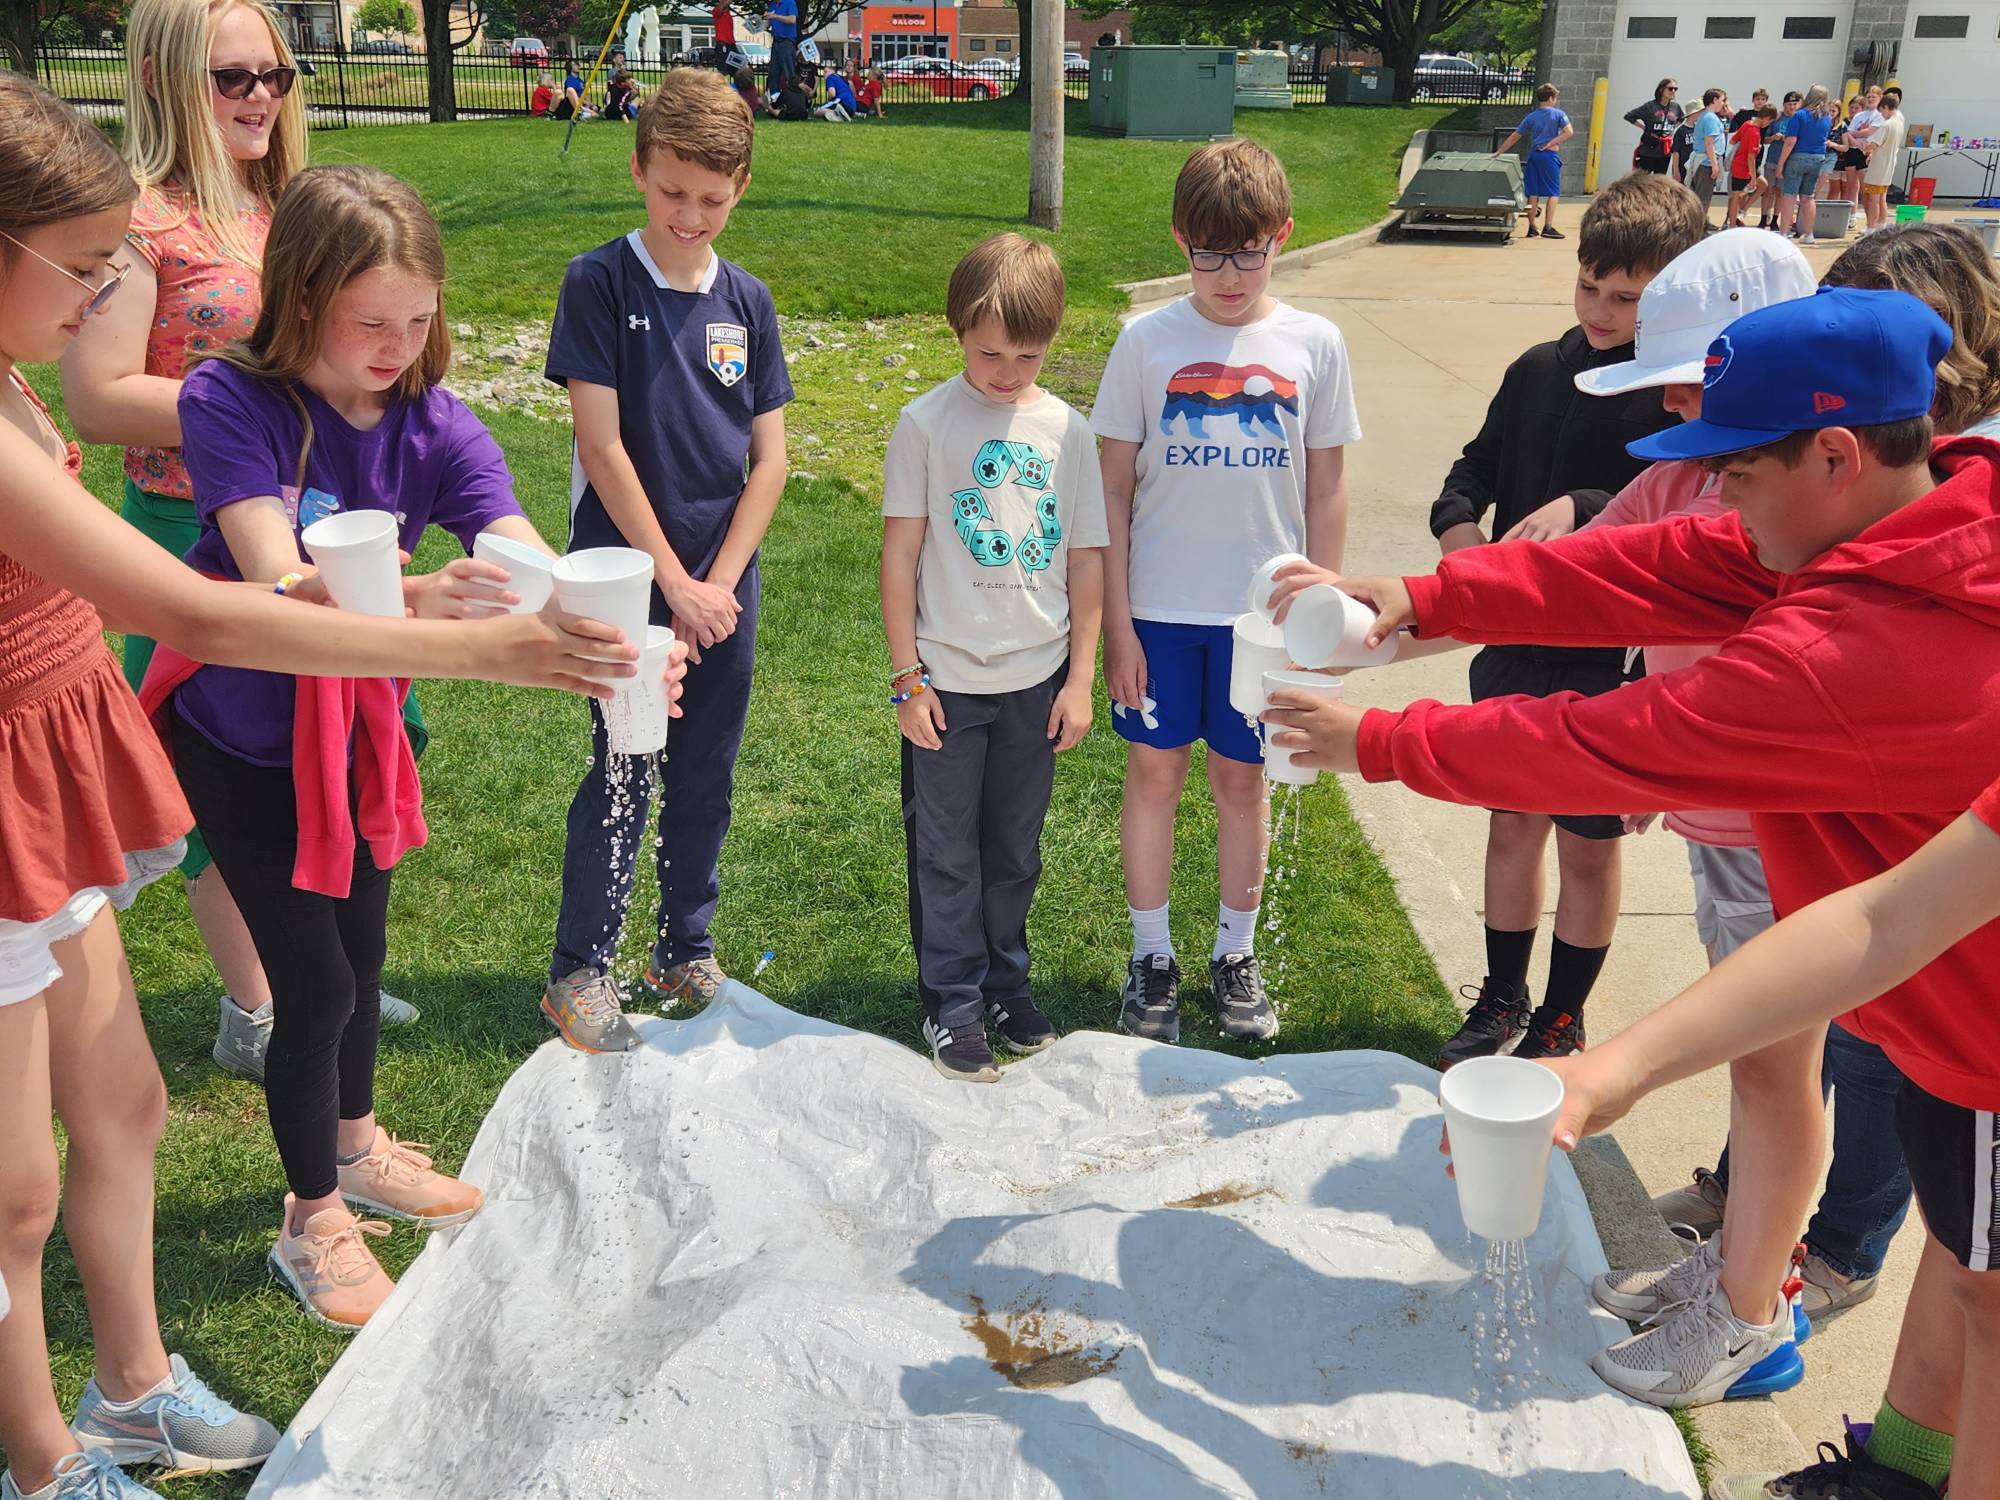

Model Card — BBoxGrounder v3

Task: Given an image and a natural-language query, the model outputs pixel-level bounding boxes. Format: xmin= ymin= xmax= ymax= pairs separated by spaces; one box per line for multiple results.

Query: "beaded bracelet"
xmin=275 ymin=571 xmax=305 ymax=597
xmin=890 ymin=673 xmax=932 ymax=706
xmin=889 ymin=661 xmax=925 ymax=687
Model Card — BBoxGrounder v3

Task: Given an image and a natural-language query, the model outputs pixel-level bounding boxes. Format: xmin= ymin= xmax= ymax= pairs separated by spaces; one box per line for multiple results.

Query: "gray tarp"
xmin=251 ymin=983 xmax=1699 ymax=1499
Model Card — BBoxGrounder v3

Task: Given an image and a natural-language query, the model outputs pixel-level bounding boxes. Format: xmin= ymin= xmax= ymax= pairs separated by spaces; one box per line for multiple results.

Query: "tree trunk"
xmin=1010 ymin=0 xmax=1033 ymax=99
xmin=1026 ymin=0 xmax=1061 ymax=227
xmin=1382 ymin=34 xmax=1423 ymax=103
xmin=2 ymin=6 xmax=40 ymax=75
xmin=423 ymin=0 xmax=457 ymax=121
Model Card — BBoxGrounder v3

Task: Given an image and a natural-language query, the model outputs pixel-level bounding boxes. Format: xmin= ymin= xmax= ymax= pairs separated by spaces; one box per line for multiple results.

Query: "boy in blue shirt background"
xmin=541 ymin=67 xmax=791 ymax=1053
xmin=1496 ymin=84 xmax=1575 ymax=240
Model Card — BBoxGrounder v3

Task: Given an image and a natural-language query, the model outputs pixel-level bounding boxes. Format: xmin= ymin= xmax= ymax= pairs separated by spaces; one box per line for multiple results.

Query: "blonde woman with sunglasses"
xmin=63 ymin=0 xmax=424 ymax=1083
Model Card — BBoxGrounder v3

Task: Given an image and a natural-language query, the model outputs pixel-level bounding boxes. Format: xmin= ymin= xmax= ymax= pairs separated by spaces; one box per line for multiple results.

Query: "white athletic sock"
xmin=1214 ymin=902 xmax=1259 ymax=960
xmin=1130 ymin=903 xmax=1172 ymax=961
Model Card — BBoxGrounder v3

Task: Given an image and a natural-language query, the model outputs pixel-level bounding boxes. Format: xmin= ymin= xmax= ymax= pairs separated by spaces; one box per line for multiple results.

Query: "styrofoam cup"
xmin=472 ymin=531 xmax=556 ymax=614
xmin=1284 ymin=584 xmax=1400 ymax=669
xmin=1438 ymin=1055 xmax=1567 ymax=1241
xmin=1228 ymin=612 xmax=1289 ymax=719
xmin=604 ymin=625 xmax=675 ymax=755
xmin=301 ymin=510 xmax=403 ymax=618
xmin=1261 ymin=668 xmax=1340 ymax=786
xmin=1247 ymin=551 xmax=1311 ymax=619
xmin=551 ymin=547 xmax=654 ymax=681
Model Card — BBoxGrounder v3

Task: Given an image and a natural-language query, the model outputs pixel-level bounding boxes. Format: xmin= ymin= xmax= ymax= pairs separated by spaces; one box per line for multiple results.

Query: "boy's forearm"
xmin=1304 ymin=454 xmax=1348 ymax=574
xmin=879 ymin=550 xmax=921 ymax=669
xmin=710 ymin=450 xmax=787 ymax=590
xmin=1101 ymin=484 xmax=1136 ymax=631
xmin=1066 ymin=547 xmax=1104 ymax=682
xmin=579 ymin=436 xmax=691 ymax=586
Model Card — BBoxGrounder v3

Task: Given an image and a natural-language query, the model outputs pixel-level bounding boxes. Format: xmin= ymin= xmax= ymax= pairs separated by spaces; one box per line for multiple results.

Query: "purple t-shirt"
xmin=176 ymin=359 xmax=525 ymax=767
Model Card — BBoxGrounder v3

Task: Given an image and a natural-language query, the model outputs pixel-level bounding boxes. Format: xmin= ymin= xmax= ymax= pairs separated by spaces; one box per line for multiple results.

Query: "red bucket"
xmin=1909 ymin=176 xmax=1937 ymax=206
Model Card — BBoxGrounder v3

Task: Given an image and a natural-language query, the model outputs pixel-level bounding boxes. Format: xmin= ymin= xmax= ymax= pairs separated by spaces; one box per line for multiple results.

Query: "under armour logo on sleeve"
xmin=628 ymin=314 xmax=651 ymax=332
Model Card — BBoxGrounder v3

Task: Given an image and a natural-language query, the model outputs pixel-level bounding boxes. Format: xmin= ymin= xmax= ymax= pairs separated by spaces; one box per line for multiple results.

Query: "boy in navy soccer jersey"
xmin=540 ymin=67 xmax=791 ymax=1053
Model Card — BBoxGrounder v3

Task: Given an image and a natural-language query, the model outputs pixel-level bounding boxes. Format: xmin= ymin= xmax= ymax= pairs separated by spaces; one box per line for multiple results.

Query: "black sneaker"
xmin=1711 ymin=1423 xmax=1943 ymax=1498
xmin=1435 ymin=977 xmax=1531 ymax=1069
xmin=1118 ymin=953 xmax=1181 ymax=1043
xmin=1209 ymin=953 xmax=1278 ymax=1040
xmin=921 ymin=1012 xmax=1001 ymax=1083
xmin=1511 ymin=1002 xmax=1585 ymax=1060
xmin=986 ymin=995 xmax=1057 ymax=1053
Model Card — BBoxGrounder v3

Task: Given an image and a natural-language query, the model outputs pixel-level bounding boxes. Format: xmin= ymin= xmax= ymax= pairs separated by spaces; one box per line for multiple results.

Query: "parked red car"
xmin=508 ymin=36 xmax=549 ymax=68
xmin=879 ymin=56 xmax=995 ymax=100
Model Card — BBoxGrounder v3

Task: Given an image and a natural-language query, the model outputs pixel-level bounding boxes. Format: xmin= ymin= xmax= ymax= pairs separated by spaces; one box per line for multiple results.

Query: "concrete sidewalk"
xmin=1133 ymin=224 xmax=1923 ymax=1477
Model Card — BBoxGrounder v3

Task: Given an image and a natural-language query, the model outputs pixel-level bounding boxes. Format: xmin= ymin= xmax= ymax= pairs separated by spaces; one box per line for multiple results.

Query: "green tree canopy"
xmin=355 ymin=0 xmax=418 ymax=35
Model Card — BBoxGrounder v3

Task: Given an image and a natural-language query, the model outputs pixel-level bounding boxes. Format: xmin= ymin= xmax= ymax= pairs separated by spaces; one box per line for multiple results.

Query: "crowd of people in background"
xmin=1626 ymin=76 xmax=1912 ymax=243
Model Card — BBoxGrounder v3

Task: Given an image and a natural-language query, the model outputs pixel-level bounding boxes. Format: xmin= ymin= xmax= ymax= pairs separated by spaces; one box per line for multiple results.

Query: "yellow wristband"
xmin=275 ymin=571 xmax=305 ymax=597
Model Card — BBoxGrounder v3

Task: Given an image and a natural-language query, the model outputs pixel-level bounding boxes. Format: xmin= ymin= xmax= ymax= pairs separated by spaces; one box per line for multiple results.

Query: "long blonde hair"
xmin=122 ymin=0 xmax=307 ymax=267
xmin=1801 ymin=83 xmax=1830 ymax=117
xmin=1823 ymin=223 xmax=2000 ymax=434
xmin=204 ymin=164 xmax=452 ymax=491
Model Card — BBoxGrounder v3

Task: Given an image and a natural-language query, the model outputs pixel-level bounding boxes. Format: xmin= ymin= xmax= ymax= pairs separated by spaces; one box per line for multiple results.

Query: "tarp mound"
xmin=252 ymin=983 xmax=1699 ymax=1499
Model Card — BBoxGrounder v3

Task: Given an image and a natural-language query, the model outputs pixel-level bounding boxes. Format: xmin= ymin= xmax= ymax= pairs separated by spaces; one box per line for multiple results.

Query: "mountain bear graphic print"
xmin=1160 ymin=362 xmax=1300 ymax=438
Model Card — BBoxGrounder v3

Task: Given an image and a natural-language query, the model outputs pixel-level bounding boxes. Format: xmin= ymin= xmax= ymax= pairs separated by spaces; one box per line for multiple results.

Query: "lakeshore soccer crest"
xmin=707 ymin=322 xmax=748 ymax=387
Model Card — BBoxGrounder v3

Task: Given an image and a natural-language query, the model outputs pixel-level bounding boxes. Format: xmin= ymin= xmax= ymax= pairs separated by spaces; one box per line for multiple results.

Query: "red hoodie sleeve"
xmin=1357 ymin=626 xmax=1882 ymax=815
xmin=1407 ymin=512 xmax=1778 ymax=646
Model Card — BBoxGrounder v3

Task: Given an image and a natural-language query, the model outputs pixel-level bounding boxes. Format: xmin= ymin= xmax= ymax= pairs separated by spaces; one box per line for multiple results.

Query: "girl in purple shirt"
xmin=174 ymin=164 xmax=563 ymax=1331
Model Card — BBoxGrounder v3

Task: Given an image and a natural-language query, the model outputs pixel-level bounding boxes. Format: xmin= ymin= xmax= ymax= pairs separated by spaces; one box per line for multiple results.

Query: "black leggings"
xmin=172 ymin=714 xmax=389 ymax=1201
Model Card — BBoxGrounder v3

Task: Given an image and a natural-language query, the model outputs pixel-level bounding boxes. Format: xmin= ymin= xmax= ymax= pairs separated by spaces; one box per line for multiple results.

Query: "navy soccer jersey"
xmin=545 ymin=231 xmax=792 ymax=574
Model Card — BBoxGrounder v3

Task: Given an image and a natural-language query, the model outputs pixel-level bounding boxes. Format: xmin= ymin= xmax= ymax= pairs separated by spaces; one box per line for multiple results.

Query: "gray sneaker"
xmin=1209 ymin=953 xmax=1278 ymax=1040
xmin=71 ymin=1354 xmax=277 ymax=1475
xmin=1653 ymin=1166 xmax=1728 ymax=1239
xmin=541 ymin=967 xmax=640 ymax=1054
xmin=378 ymin=989 xmax=420 ymax=1026
xmin=3 ymin=1453 xmax=165 ymax=1500
xmin=211 ymin=996 xmax=273 ymax=1082
xmin=1594 ymin=1234 xmax=1722 ymax=1321
xmin=1796 ymin=1251 xmax=1878 ymax=1322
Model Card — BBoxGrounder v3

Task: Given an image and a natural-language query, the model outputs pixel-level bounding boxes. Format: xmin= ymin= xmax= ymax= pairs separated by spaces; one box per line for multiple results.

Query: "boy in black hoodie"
xmin=1427 ymin=172 xmax=1706 ymax=1068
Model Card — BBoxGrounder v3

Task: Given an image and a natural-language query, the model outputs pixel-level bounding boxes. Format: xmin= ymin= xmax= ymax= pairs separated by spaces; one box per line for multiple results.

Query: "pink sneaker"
xmin=336 ymin=1128 xmax=484 ymax=1229
xmin=269 ymin=1198 xmax=394 ymax=1331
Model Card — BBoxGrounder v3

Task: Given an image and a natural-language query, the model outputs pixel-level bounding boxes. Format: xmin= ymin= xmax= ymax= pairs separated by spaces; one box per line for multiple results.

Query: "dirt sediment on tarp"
xmin=963 ymin=1296 xmax=1124 ymax=1389
xmin=1166 ymin=1184 xmax=1277 ymax=1209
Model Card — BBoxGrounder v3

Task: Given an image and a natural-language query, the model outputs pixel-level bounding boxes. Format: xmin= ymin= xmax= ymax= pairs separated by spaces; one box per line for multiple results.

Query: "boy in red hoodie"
xmin=1266 ymin=288 xmax=1999 ymax=1496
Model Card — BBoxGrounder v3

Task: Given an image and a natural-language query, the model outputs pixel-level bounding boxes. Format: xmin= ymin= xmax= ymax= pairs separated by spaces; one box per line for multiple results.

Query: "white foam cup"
xmin=1260 ymin=669 xmax=1340 ymax=786
xmin=1283 ymin=584 xmax=1400 ymax=670
xmin=1438 ymin=1055 xmax=1567 ymax=1241
xmin=301 ymin=510 xmax=403 ymax=618
xmin=471 ymin=531 xmax=556 ymax=615
xmin=551 ymin=547 xmax=654 ymax=681
xmin=1247 ymin=551 xmax=1311 ymax=619
xmin=1228 ymin=612 xmax=1290 ymax=719
xmin=605 ymin=625 xmax=675 ymax=755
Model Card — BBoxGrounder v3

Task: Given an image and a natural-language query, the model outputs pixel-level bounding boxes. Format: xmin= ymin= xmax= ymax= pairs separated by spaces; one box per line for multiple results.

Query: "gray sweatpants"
xmin=901 ymin=666 xmax=1063 ymax=1030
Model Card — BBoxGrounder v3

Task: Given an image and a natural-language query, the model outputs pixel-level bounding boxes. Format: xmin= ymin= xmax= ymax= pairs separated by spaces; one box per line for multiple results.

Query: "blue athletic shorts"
xmin=1110 ymin=618 xmax=1263 ymax=764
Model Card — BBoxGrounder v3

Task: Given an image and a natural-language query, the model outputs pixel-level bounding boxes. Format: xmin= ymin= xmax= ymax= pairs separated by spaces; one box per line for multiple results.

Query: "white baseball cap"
xmin=1575 ymin=228 xmax=1818 ymax=397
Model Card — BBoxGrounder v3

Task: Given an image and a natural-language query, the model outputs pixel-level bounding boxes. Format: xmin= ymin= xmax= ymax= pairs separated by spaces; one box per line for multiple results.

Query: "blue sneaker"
xmin=1591 ymin=1282 xmax=1803 ymax=1409
xmin=70 ymin=1354 xmax=277 ymax=1475
xmin=2 ymin=1451 xmax=166 ymax=1500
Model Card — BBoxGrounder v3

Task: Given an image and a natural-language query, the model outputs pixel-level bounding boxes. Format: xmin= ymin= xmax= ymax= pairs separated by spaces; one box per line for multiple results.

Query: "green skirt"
xmin=117 ymin=479 xmax=430 ymax=878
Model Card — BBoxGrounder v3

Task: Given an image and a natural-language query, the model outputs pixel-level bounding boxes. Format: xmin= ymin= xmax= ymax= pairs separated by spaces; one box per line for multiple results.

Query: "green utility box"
xmin=1090 ymin=45 xmax=1236 ymax=140
xmin=1324 ymin=66 xmax=1393 ymax=105
xmin=1393 ymin=151 xmax=1525 ymax=239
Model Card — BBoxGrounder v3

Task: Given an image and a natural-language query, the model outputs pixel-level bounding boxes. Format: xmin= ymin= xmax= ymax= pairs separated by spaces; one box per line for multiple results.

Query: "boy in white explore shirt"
xmin=880 ymin=233 xmax=1107 ymax=1083
xmin=1093 ymin=138 xmax=1360 ymax=1045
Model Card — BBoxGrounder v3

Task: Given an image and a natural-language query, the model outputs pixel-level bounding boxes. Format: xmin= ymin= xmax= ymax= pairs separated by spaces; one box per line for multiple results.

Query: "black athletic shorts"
xmin=1467 ymin=644 xmax=1635 ymax=840
xmin=1731 ymin=173 xmax=1756 ymax=192
xmin=1838 ymin=147 xmax=1868 ymax=170
xmin=1895 ymin=1076 xmax=2000 ymax=1271
xmin=1633 ymin=154 xmax=1670 ymax=175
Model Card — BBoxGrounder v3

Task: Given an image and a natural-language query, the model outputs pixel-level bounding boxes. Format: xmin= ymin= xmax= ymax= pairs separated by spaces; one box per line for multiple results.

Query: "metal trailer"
xmin=1393 ymin=151 xmax=1526 ymax=239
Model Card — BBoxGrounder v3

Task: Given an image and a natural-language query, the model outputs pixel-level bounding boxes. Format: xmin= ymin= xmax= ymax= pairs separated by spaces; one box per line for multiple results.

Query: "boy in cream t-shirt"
xmin=880 ymin=233 xmax=1107 ymax=1083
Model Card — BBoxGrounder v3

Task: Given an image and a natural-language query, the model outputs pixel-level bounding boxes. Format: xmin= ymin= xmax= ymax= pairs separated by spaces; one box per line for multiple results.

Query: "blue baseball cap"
xmin=1628 ymin=287 xmax=1952 ymax=463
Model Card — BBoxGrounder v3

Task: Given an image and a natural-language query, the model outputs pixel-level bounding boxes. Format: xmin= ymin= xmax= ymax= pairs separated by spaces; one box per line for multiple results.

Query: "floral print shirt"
xmin=122 ymin=186 xmax=270 ymax=502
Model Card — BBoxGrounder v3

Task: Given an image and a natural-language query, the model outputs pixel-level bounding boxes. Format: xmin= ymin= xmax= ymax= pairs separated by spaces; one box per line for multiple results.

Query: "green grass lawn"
xmin=19 ymin=99 xmax=1460 ymax=1494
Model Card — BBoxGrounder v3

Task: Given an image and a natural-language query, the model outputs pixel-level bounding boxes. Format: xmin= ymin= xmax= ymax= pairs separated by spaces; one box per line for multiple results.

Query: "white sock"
xmin=1215 ymin=902 xmax=1259 ymax=960
xmin=1130 ymin=903 xmax=1172 ymax=961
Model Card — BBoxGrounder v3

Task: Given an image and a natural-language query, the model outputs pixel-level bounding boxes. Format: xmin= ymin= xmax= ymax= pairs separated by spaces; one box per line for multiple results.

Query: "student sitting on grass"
xmin=881 ymin=233 xmax=1106 ymax=1082
xmin=854 ymin=66 xmax=886 ymax=118
xmin=531 ymin=70 xmax=555 ymax=116
xmin=542 ymin=68 xmax=790 ymax=1053
xmin=1265 ymin=288 xmax=2000 ymax=1441
xmin=1419 ymin=173 xmax=1703 ymax=1074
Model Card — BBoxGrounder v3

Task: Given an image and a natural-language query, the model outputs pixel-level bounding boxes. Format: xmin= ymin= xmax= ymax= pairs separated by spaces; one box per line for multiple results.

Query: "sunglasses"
xmin=1188 ymin=240 xmax=1274 ymax=273
xmin=0 ymin=230 xmax=128 ymax=318
xmin=209 ymin=65 xmax=297 ymax=99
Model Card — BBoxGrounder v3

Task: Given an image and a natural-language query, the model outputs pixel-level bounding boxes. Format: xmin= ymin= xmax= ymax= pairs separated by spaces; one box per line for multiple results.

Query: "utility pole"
xmin=1027 ymin=0 xmax=1062 ymax=227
